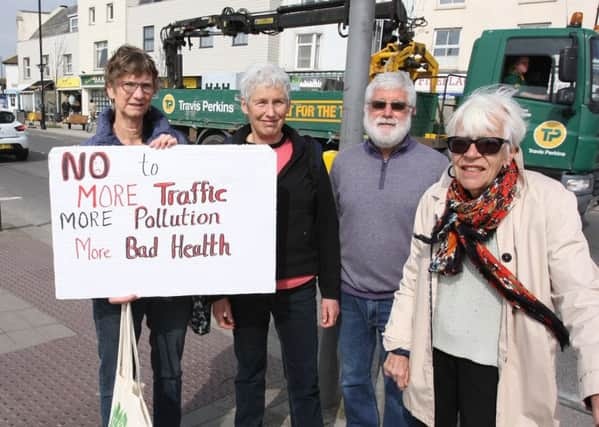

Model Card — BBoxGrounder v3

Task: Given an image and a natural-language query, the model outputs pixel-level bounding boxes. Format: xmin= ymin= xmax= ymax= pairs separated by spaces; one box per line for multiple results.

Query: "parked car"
xmin=0 ymin=110 xmax=29 ymax=161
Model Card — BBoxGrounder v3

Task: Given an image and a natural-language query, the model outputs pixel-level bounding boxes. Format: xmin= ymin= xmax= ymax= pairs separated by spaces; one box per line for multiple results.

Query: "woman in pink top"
xmin=212 ymin=63 xmax=340 ymax=427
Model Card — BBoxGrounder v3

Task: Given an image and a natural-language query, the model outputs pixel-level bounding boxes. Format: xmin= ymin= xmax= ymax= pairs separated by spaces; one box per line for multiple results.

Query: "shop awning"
xmin=21 ymin=80 xmax=55 ymax=92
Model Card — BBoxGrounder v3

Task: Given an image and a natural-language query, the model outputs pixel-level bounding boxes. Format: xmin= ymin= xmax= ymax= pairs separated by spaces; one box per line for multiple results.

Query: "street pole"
xmin=38 ymin=0 xmax=46 ymax=130
xmin=318 ymin=0 xmax=376 ymax=413
xmin=338 ymin=0 xmax=375 ymax=150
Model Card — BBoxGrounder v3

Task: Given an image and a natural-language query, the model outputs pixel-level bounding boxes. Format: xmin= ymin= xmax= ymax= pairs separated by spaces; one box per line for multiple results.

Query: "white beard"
xmin=363 ymin=114 xmax=411 ymax=149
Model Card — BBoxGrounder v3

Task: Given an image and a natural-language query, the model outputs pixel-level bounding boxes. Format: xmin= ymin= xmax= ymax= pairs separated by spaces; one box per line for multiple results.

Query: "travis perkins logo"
xmin=533 ymin=120 xmax=567 ymax=149
xmin=162 ymin=93 xmax=176 ymax=114
xmin=162 ymin=93 xmax=234 ymax=114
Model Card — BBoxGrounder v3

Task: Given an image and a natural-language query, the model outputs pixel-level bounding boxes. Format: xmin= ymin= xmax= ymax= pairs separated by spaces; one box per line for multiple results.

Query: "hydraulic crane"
xmin=160 ymin=0 xmax=437 ymax=90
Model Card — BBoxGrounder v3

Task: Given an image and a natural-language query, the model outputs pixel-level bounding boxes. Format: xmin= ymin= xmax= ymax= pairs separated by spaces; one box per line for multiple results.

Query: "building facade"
xmin=16 ymin=5 xmax=79 ymax=117
xmin=413 ymin=0 xmax=596 ymax=73
xmin=126 ymin=0 xmax=281 ymax=91
xmin=3 ymin=56 xmax=20 ymax=111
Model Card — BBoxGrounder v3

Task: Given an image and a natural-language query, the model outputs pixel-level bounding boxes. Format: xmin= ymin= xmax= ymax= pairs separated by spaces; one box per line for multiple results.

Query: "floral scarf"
xmin=416 ymin=160 xmax=569 ymax=349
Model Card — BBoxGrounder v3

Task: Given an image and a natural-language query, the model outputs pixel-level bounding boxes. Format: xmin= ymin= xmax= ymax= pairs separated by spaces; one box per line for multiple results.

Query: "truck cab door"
xmin=501 ymin=36 xmax=581 ymax=175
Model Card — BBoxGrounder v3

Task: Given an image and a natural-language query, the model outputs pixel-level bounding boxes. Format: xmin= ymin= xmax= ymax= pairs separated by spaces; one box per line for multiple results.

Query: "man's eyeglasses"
xmin=446 ymin=136 xmax=509 ymax=155
xmin=369 ymin=100 xmax=413 ymax=112
xmin=119 ymin=81 xmax=155 ymax=95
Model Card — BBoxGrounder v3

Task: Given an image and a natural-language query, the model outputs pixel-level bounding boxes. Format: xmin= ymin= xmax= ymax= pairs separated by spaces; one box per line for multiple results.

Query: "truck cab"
xmin=464 ymin=20 xmax=599 ymax=214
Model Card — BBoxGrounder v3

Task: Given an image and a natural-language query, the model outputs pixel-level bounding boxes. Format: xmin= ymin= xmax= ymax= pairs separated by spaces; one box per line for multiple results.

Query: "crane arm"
xmin=161 ymin=0 xmax=409 ymax=88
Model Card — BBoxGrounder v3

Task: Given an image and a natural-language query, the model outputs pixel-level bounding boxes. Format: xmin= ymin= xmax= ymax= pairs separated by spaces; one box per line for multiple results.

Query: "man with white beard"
xmin=330 ymin=71 xmax=448 ymax=427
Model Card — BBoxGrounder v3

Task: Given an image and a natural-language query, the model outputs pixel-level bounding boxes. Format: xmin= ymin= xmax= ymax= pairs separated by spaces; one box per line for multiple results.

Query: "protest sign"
xmin=48 ymin=145 xmax=277 ymax=299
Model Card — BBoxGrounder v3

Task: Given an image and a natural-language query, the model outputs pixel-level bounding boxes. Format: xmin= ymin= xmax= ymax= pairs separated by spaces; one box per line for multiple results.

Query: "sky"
xmin=0 ymin=0 xmax=76 ymax=61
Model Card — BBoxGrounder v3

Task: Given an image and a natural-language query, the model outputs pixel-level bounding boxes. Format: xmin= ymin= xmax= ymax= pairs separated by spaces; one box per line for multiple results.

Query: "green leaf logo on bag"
xmin=108 ymin=402 xmax=128 ymax=427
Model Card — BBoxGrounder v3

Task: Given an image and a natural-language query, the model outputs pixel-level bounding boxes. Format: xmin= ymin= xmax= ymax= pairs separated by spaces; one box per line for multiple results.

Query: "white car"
xmin=0 ymin=110 xmax=29 ymax=161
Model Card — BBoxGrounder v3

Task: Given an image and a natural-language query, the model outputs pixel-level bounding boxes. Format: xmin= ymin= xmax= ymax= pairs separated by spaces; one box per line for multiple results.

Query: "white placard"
xmin=48 ymin=145 xmax=277 ymax=299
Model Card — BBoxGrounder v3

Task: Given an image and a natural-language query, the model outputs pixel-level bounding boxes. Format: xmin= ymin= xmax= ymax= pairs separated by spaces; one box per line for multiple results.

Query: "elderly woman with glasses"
xmin=382 ymin=86 xmax=599 ymax=427
xmin=83 ymin=44 xmax=191 ymax=427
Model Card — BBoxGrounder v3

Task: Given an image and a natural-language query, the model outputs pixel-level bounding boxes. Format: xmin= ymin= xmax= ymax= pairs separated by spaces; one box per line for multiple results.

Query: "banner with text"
xmin=49 ymin=145 xmax=277 ymax=299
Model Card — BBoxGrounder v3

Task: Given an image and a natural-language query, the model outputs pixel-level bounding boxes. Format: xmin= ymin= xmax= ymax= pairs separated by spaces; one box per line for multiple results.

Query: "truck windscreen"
xmin=591 ymin=38 xmax=599 ymax=107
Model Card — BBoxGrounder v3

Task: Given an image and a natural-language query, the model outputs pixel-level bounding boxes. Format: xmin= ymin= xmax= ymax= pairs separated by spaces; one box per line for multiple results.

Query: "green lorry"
xmin=154 ymin=14 xmax=599 ymax=214
xmin=151 ymin=88 xmax=438 ymax=147
xmin=463 ymin=18 xmax=599 ymax=214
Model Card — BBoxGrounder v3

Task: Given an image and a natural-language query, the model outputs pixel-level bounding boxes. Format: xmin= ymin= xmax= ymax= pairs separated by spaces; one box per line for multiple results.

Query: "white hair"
xmin=239 ymin=63 xmax=291 ymax=102
xmin=446 ymin=85 xmax=528 ymax=149
xmin=364 ymin=71 xmax=417 ymax=108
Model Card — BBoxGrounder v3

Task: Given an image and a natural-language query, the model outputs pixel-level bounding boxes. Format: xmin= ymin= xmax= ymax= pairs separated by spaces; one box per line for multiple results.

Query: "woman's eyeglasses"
xmin=446 ymin=136 xmax=509 ymax=155
xmin=119 ymin=81 xmax=155 ymax=95
xmin=369 ymin=100 xmax=413 ymax=112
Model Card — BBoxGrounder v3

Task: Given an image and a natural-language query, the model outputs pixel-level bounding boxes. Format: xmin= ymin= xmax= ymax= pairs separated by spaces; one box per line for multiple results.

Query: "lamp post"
xmin=38 ymin=0 xmax=46 ymax=129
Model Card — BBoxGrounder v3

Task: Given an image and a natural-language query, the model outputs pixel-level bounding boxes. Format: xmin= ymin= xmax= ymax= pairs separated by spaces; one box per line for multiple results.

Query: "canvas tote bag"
xmin=108 ymin=302 xmax=152 ymax=427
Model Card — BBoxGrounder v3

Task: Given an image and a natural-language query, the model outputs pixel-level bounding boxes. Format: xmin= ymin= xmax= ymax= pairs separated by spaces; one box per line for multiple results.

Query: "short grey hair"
xmin=364 ymin=71 xmax=417 ymax=108
xmin=446 ymin=85 xmax=528 ymax=149
xmin=239 ymin=63 xmax=291 ymax=102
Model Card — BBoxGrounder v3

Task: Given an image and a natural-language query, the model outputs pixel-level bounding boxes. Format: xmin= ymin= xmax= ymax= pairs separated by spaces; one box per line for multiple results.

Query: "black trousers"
xmin=229 ymin=280 xmax=323 ymax=427
xmin=413 ymin=348 xmax=499 ymax=427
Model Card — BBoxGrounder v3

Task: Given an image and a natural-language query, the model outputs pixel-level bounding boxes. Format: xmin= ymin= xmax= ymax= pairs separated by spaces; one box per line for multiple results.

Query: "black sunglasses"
xmin=446 ymin=136 xmax=509 ymax=155
xmin=369 ymin=100 xmax=412 ymax=112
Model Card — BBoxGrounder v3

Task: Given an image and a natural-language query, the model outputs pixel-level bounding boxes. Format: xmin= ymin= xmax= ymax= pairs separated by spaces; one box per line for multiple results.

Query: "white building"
xmin=413 ymin=0 xmax=596 ymax=73
xmin=126 ymin=0 xmax=281 ymax=91
xmin=16 ymin=5 xmax=79 ymax=115
xmin=2 ymin=56 xmax=20 ymax=111
xmin=77 ymin=0 xmax=129 ymax=112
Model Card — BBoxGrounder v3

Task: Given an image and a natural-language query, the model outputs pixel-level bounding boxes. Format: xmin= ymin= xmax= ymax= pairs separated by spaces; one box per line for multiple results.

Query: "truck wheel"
xmin=200 ymin=134 xmax=226 ymax=145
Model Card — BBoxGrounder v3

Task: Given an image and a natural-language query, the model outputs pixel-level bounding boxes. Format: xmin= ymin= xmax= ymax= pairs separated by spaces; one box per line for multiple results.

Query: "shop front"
xmin=56 ymin=76 xmax=82 ymax=120
xmin=81 ymin=74 xmax=110 ymax=116
xmin=19 ymin=80 xmax=55 ymax=115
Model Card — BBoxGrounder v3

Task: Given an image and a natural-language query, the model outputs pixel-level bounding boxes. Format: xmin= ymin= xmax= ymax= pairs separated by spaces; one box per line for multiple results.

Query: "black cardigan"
xmin=229 ymin=124 xmax=340 ymax=299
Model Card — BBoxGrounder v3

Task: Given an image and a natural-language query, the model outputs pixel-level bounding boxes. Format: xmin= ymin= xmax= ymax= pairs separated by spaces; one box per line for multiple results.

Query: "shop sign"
xmin=81 ymin=75 xmax=105 ymax=86
xmin=57 ymin=76 xmax=81 ymax=89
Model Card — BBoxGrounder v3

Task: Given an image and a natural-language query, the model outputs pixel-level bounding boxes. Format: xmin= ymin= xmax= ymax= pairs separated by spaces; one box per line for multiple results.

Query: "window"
xmin=199 ymin=35 xmax=214 ymax=48
xmin=42 ymin=54 xmax=49 ymax=77
xmin=106 ymin=3 xmax=114 ymax=21
xmin=592 ymin=38 xmax=599 ymax=105
xmin=24 ymin=57 xmax=31 ymax=79
xmin=296 ymin=33 xmax=321 ymax=69
xmin=69 ymin=15 xmax=78 ymax=32
xmin=503 ymin=37 xmax=578 ymax=102
xmin=89 ymin=7 xmax=95 ymax=24
xmin=95 ymin=41 xmax=108 ymax=69
xmin=232 ymin=33 xmax=248 ymax=46
xmin=143 ymin=26 xmax=154 ymax=52
xmin=433 ymin=28 xmax=460 ymax=57
xmin=63 ymin=54 xmax=73 ymax=75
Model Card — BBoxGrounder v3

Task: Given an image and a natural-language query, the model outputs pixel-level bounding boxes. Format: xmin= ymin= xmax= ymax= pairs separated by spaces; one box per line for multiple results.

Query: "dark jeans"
xmin=93 ymin=296 xmax=192 ymax=427
xmin=229 ymin=280 xmax=323 ymax=427
xmin=339 ymin=291 xmax=416 ymax=427
xmin=427 ymin=348 xmax=499 ymax=427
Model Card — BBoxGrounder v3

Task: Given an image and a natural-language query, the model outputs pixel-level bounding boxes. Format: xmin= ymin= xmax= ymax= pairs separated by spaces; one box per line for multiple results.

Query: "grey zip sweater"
xmin=330 ymin=137 xmax=448 ymax=299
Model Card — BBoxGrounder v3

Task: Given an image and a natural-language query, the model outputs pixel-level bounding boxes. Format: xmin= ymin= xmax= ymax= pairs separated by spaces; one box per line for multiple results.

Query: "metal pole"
xmin=38 ymin=0 xmax=46 ymax=130
xmin=338 ymin=0 xmax=374 ymax=150
xmin=319 ymin=0 xmax=376 ymax=412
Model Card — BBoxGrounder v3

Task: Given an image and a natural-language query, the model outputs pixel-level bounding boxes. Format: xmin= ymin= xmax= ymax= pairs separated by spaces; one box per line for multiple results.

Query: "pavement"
xmin=0 ymin=125 xmax=595 ymax=426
